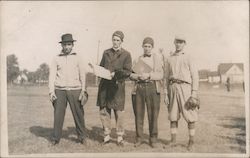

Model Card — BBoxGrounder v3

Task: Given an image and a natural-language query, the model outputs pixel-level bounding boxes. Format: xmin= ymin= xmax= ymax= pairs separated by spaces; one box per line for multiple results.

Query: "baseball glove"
xmin=185 ymin=96 xmax=200 ymax=110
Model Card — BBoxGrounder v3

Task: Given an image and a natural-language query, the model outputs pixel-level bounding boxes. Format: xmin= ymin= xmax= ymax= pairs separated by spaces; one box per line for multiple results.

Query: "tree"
xmin=26 ymin=71 xmax=34 ymax=83
xmin=36 ymin=63 xmax=49 ymax=82
xmin=7 ymin=54 xmax=20 ymax=83
xmin=22 ymin=69 xmax=28 ymax=75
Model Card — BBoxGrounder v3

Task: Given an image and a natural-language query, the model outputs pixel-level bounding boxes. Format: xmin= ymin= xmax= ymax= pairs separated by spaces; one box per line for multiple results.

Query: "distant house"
xmin=198 ymin=69 xmax=220 ymax=83
xmin=198 ymin=69 xmax=209 ymax=82
xmin=14 ymin=73 xmax=28 ymax=84
xmin=208 ymin=71 xmax=220 ymax=83
xmin=218 ymin=63 xmax=244 ymax=83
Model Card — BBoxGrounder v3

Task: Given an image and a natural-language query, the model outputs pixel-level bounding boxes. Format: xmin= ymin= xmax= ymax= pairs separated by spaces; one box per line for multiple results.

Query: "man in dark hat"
xmin=130 ymin=37 xmax=164 ymax=148
xmin=49 ymin=33 xmax=88 ymax=145
xmin=96 ymin=30 xmax=132 ymax=146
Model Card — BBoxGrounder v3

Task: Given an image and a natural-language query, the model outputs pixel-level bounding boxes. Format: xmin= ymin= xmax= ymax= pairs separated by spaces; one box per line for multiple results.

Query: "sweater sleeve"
xmin=78 ymin=56 xmax=87 ymax=91
xmin=188 ymin=55 xmax=199 ymax=91
xmin=48 ymin=57 xmax=57 ymax=94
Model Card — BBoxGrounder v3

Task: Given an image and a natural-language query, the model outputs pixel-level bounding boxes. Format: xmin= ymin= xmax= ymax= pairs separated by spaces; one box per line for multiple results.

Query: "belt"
xmin=137 ymin=81 xmax=155 ymax=88
xmin=169 ymin=78 xmax=190 ymax=85
xmin=137 ymin=80 xmax=154 ymax=84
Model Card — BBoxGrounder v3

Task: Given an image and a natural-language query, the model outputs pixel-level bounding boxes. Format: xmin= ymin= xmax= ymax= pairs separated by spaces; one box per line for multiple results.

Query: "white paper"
xmin=88 ymin=63 xmax=112 ymax=80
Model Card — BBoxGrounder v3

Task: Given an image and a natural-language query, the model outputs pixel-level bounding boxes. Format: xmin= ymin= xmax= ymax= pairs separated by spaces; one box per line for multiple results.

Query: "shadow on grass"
xmin=29 ymin=126 xmax=78 ymax=142
xmin=29 ymin=126 xmax=53 ymax=142
xmin=216 ymin=116 xmax=246 ymax=153
xmin=30 ymin=126 xmax=171 ymax=146
xmin=29 ymin=126 xmax=104 ymax=143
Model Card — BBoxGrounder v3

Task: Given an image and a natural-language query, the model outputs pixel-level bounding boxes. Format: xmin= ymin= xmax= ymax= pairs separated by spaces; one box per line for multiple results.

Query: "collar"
xmin=58 ymin=50 xmax=77 ymax=56
xmin=112 ymin=47 xmax=122 ymax=52
xmin=143 ymin=53 xmax=152 ymax=58
xmin=172 ymin=50 xmax=185 ymax=56
xmin=111 ymin=47 xmax=123 ymax=56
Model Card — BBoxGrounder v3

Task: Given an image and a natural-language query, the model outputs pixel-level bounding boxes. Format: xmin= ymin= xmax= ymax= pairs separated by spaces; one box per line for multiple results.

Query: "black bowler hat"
xmin=59 ymin=33 xmax=76 ymax=43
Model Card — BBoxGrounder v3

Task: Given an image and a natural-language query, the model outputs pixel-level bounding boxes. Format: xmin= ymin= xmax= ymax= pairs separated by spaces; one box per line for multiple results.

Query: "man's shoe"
xmin=102 ymin=140 xmax=110 ymax=145
xmin=51 ymin=140 xmax=59 ymax=146
xmin=102 ymin=135 xmax=111 ymax=145
xmin=117 ymin=136 xmax=124 ymax=147
xmin=117 ymin=140 xmax=124 ymax=147
xmin=134 ymin=141 xmax=143 ymax=147
xmin=149 ymin=142 xmax=163 ymax=148
xmin=187 ymin=140 xmax=194 ymax=151
xmin=79 ymin=138 xmax=87 ymax=145
xmin=150 ymin=142 xmax=156 ymax=148
xmin=169 ymin=136 xmax=177 ymax=147
xmin=101 ymin=139 xmax=111 ymax=145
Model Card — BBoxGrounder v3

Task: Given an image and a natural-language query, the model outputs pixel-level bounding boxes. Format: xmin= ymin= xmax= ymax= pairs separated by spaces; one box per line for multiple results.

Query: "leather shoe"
xmin=117 ymin=140 xmax=124 ymax=147
xmin=101 ymin=140 xmax=110 ymax=145
xmin=51 ymin=140 xmax=59 ymax=146
xmin=187 ymin=140 xmax=194 ymax=151
xmin=134 ymin=141 xmax=143 ymax=147
xmin=79 ymin=138 xmax=87 ymax=145
xmin=150 ymin=142 xmax=161 ymax=148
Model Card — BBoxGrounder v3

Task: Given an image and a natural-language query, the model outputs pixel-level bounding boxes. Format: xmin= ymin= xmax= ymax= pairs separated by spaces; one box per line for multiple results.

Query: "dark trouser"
xmin=132 ymin=82 xmax=160 ymax=143
xmin=52 ymin=89 xmax=86 ymax=142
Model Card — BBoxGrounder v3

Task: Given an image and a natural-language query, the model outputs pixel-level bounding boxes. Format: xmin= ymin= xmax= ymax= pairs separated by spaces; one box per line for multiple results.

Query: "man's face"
xmin=174 ymin=40 xmax=186 ymax=51
xmin=61 ymin=42 xmax=74 ymax=54
xmin=112 ymin=36 xmax=122 ymax=49
xmin=143 ymin=43 xmax=153 ymax=55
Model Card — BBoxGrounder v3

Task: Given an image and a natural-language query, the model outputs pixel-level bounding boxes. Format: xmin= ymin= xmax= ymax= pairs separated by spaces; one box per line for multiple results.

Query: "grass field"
xmin=7 ymin=82 xmax=246 ymax=154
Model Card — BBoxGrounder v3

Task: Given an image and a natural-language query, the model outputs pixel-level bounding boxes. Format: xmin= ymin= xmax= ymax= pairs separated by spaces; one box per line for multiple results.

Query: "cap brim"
xmin=59 ymin=40 xmax=76 ymax=43
xmin=175 ymin=39 xmax=186 ymax=42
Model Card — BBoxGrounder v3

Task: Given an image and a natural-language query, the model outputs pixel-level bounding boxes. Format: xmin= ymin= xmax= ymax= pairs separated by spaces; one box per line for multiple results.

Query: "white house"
xmin=198 ymin=69 xmax=220 ymax=83
xmin=218 ymin=63 xmax=244 ymax=84
xmin=14 ymin=73 xmax=28 ymax=84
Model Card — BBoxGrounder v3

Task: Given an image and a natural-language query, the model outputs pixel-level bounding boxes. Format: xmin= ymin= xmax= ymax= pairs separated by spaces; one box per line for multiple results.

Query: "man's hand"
xmin=139 ymin=73 xmax=150 ymax=81
xmin=49 ymin=92 xmax=57 ymax=103
xmin=79 ymin=90 xmax=88 ymax=106
xmin=164 ymin=92 xmax=169 ymax=105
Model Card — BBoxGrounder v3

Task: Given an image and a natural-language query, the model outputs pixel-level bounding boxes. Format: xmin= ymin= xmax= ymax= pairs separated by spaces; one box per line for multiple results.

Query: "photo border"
xmin=0 ymin=1 xmax=249 ymax=157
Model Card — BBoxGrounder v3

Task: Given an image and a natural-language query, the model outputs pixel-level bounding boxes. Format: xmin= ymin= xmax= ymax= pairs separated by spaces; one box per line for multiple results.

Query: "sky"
xmin=1 ymin=1 xmax=249 ymax=71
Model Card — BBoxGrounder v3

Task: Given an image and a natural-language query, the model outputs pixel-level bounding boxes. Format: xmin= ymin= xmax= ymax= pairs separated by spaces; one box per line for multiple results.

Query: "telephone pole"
xmin=96 ymin=40 xmax=101 ymax=86
xmin=97 ymin=40 xmax=101 ymax=64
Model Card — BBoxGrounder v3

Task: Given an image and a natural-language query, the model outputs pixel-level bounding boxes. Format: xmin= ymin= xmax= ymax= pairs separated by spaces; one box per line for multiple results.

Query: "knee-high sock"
xmin=170 ymin=121 xmax=178 ymax=134
xmin=188 ymin=122 xmax=195 ymax=141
